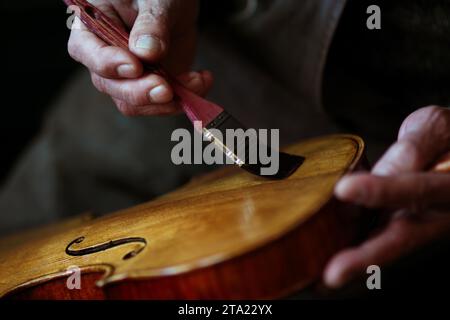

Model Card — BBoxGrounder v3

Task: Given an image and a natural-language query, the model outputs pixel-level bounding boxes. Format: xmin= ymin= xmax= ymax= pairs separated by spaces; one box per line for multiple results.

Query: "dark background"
xmin=0 ymin=2 xmax=78 ymax=181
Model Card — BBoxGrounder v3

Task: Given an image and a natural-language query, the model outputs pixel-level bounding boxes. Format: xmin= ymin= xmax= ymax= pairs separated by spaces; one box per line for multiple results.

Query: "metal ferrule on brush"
xmin=204 ymin=112 xmax=305 ymax=179
xmin=204 ymin=112 xmax=249 ymax=167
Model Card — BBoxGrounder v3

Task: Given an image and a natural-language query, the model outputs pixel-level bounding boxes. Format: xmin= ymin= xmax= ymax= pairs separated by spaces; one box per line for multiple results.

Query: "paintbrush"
xmin=63 ymin=0 xmax=304 ymax=179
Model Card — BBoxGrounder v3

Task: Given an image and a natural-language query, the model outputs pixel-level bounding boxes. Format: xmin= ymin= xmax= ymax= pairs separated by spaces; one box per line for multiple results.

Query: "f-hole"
xmin=65 ymin=236 xmax=147 ymax=260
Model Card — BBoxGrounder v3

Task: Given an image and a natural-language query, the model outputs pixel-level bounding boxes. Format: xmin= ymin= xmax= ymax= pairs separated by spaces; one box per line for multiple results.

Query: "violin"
xmin=0 ymin=135 xmax=367 ymax=299
xmin=2 ymin=0 xmax=449 ymax=300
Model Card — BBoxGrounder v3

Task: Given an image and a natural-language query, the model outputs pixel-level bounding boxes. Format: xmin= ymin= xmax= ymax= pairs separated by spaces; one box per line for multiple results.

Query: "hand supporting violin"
xmin=325 ymin=106 xmax=450 ymax=288
xmin=67 ymin=0 xmax=213 ymax=116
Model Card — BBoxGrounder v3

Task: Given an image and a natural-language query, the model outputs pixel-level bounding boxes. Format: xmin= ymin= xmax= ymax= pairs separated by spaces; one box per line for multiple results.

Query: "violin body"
xmin=0 ymin=135 xmax=366 ymax=299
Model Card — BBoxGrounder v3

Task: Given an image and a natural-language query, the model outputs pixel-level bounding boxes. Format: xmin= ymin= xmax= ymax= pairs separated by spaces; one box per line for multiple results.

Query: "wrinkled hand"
xmin=324 ymin=106 xmax=450 ymax=288
xmin=68 ymin=0 xmax=213 ymax=116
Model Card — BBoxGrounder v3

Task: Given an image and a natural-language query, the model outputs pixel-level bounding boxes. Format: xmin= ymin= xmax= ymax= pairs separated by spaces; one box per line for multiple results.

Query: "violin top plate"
xmin=0 ymin=134 xmax=364 ymax=297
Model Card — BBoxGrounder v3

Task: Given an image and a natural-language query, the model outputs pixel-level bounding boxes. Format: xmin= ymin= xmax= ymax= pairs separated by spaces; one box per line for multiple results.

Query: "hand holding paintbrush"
xmin=64 ymin=0 xmax=304 ymax=179
xmin=66 ymin=0 xmax=212 ymax=116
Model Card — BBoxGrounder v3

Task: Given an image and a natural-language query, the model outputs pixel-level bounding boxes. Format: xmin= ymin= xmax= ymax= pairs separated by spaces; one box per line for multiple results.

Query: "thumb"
xmin=372 ymin=106 xmax=450 ymax=176
xmin=129 ymin=0 xmax=170 ymax=62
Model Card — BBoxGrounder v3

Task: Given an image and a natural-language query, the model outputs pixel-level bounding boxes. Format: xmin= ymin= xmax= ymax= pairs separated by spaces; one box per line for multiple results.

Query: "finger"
xmin=109 ymin=71 xmax=213 ymax=116
xmin=323 ymin=213 xmax=450 ymax=288
xmin=129 ymin=0 xmax=172 ymax=61
xmin=91 ymin=72 xmax=173 ymax=105
xmin=112 ymin=98 xmax=182 ymax=116
xmin=68 ymin=17 xmax=143 ymax=79
xmin=335 ymin=172 xmax=450 ymax=210
xmin=177 ymin=71 xmax=214 ymax=96
xmin=199 ymin=70 xmax=214 ymax=91
xmin=373 ymin=106 xmax=450 ymax=175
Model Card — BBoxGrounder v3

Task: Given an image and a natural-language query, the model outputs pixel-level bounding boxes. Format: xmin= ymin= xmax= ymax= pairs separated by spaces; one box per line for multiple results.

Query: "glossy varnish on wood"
xmin=1 ymin=135 xmax=365 ymax=299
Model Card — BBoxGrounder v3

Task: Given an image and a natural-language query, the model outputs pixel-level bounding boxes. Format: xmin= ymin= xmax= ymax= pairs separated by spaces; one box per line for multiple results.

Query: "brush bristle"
xmin=204 ymin=111 xmax=304 ymax=179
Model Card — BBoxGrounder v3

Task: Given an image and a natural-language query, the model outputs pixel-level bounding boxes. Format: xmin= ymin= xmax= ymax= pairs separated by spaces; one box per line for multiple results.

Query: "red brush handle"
xmin=64 ymin=0 xmax=223 ymax=125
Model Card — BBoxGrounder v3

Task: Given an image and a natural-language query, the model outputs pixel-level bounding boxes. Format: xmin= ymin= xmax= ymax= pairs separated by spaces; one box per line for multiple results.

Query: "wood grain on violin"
xmin=0 ymin=135 xmax=366 ymax=299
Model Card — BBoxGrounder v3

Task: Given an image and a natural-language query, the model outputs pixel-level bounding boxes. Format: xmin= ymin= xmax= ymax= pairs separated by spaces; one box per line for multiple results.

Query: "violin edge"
xmin=3 ymin=134 xmax=366 ymax=300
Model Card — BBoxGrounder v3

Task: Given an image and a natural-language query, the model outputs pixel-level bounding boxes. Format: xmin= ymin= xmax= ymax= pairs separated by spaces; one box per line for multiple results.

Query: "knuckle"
xmin=416 ymin=106 xmax=450 ymax=145
xmin=396 ymin=140 xmax=421 ymax=169
xmin=91 ymin=54 xmax=110 ymax=75
xmin=380 ymin=160 xmax=399 ymax=176
xmin=135 ymin=9 xmax=169 ymax=33
xmin=67 ymin=38 xmax=80 ymax=62
xmin=94 ymin=47 xmax=126 ymax=77
xmin=120 ymin=84 xmax=146 ymax=106
xmin=429 ymin=106 xmax=450 ymax=138
xmin=397 ymin=139 xmax=420 ymax=159
xmin=144 ymin=7 xmax=167 ymax=21
xmin=421 ymin=105 xmax=450 ymax=127
xmin=120 ymin=85 xmax=138 ymax=104
xmin=139 ymin=11 xmax=157 ymax=22
xmin=424 ymin=105 xmax=443 ymax=115
xmin=403 ymin=105 xmax=449 ymax=131
xmin=90 ymin=73 xmax=107 ymax=93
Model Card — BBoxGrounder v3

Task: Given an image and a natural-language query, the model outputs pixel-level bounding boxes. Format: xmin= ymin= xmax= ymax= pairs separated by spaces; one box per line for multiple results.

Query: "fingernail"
xmin=117 ymin=64 xmax=135 ymax=78
xmin=135 ymin=35 xmax=161 ymax=54
xmin=148 ymin=85 xmax=172 ymax=103
xmin=186 ymin=73 xmax=203 ymax=91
